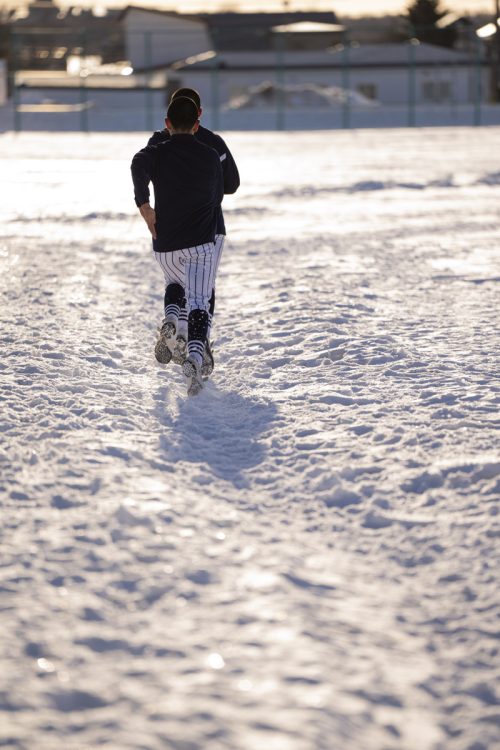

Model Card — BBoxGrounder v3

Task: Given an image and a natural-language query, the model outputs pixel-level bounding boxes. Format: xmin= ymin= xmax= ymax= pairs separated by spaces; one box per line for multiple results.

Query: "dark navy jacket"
xmin=131 ymin=134 xmax=223 ymax=253
xmin=147 ymin=125 xmax=240 ymax=236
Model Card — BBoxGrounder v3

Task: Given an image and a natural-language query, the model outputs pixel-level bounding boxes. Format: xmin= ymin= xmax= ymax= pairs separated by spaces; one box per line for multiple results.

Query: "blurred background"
xmin=0 ymin=0 xmax=499 ymax=131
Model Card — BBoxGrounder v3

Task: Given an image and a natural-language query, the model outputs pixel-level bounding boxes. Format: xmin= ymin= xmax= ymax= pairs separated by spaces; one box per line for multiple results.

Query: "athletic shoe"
xmin=182 ymin=357 xmax=204 ymax=397
xmin=201 ymin=340 xmax=214 ymax=380
xmin=154 ymin=336 xmax=172 ymax=364
xmin=172 ymin=334 xmax=187 ymax=365
xmin=160 ymin=320 xmax=176 ymax=339
xmin=154 ymin=319 xmax=176 ymax=364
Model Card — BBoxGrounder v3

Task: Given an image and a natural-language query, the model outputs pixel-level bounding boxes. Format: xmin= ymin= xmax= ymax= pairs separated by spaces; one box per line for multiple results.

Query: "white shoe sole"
xmin=182 ymin=359 xmax=204 ymax=397
xmin=161 ymin=321 xmax=176 ymax=339
xmin=201 ymin=340 xmax=214 ymax=380
xmin=172 ymin=335 xmax=187 ymax=365
xmin=154 ymin=336 xmax=172 ymax=364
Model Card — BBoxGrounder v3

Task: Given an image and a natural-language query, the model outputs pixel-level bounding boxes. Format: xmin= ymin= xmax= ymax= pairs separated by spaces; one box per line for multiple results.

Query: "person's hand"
xmin=139 ymin=203 xmax=157 ymax=240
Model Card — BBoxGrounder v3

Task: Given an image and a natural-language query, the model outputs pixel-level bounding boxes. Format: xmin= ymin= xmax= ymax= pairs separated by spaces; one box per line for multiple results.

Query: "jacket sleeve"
xmin=215 ymin=157 xmax=224 ymax=207
xmin=216 ymin=135 xmax=240 ymax=195
xmin=130 ymin=147 xmax=157 ymax=207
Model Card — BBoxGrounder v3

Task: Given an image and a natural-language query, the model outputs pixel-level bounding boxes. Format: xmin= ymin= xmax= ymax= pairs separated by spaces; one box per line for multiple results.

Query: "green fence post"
xmin=144 ymin=31 xmax=154 ymax=132
xmin=408 ymin=38 xmax=417 ymax=127
xmin=211 ymin=59 xmax=219 ymax=131
xmin=11 ymin=32 xmax=21 ymax=132
xmin=342 ymin=36 xmax=351 ymax=129
xmin=275 ymin=33 xmax=285 ymax=131
xmin=79 ymin=29 xmax=89 ymax=133
xmin=474 ymin=34 xmax=482 ymax=126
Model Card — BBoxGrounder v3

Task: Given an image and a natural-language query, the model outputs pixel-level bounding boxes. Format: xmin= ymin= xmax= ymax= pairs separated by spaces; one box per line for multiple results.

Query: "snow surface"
xmin=0 ymin=127 xmax=499 ymax=750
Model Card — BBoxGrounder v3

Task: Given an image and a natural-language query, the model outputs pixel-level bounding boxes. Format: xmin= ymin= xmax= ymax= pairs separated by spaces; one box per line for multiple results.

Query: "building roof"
xmin=200 ymin=11 xmax=339 ymax=25
xmin=11 ymin=0 xmax=121 ymax=29
xmin=200 ymin=11 xmax=340 ymax=51
xmin=120 ymin=8 xmax=341 ymax=51
xmin=172 ymin=42 xmax=481 ymax=73
xmin=341 ymin=41 xmax=479 ymax=65
xmin=118 ymin=5 xmax=204 ymax=23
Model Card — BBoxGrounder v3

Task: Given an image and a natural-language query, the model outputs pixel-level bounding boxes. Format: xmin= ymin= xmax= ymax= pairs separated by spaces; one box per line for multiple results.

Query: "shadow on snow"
xmin=153 ymin=378 xmax=278 ymax=487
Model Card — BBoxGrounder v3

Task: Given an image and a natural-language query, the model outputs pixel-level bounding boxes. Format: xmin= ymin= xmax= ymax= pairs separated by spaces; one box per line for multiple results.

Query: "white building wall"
xmin=176 ymin=63 xmax=477 ymax=108
xmin=124 ymin=10 xmax=211 ymax=70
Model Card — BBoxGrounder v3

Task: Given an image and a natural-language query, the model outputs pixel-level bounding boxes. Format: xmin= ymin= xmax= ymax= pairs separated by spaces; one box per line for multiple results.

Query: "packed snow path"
xmin=0 ymin=129 xmax=499 ymax=750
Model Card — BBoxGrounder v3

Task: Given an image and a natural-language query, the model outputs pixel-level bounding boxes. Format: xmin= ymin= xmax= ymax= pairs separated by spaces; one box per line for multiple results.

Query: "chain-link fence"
xmin=2 ymin=27 xmax=500 ymax=132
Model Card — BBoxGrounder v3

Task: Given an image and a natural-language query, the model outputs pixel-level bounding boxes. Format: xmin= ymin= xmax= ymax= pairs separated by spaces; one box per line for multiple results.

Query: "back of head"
xmin=170 ymin=87 xmax=201 ymax=111
xmin=167 ymin=96 xmax=199 ymax=131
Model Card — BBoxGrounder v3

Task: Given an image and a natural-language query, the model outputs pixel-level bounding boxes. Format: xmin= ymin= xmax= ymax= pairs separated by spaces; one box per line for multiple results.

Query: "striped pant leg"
xmin=213 ymin=234 xmax=226 ymax=278
xmin=154 ymin=250 xmax=185 ymax=329
xmin=207 ymin=234 xmax=225 ymax=339
xmin=183 ymin=243 xmax=216 ymax=365
xmin=167 ymin=250 xmax=189 ymax=339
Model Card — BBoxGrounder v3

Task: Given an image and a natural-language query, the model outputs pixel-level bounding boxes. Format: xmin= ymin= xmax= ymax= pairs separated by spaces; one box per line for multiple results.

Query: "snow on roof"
xmin=174 ymin=42 xmax=479 ymax=71
xmin=272 ymin=22 xmax=345 ymax=34
xmin=435 ymin=12 xmax=471 ymax=29
xmin=331 ymin=42 xmax=479 ymax=66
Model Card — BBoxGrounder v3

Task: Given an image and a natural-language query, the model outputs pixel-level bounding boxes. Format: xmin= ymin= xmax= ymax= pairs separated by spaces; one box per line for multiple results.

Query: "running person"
xmin=131 ymin=96 xmax=223 ymax=396
xmin=147 ymin=87 xmax=240 ymax=376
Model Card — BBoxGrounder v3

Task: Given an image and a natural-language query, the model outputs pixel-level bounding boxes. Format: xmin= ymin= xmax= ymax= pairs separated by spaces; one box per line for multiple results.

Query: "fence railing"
xmin=2 ymin=27 xmax=499 ymax=132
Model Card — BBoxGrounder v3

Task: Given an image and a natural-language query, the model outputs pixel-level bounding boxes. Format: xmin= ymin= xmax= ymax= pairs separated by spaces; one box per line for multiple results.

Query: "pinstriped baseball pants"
xmin=154 ymin=242 xmax=216 ymax=362
xmin=156 ymin=233 xmax=224 ymax=328
xmin=154 ymin=241 xmax=216 ymax=312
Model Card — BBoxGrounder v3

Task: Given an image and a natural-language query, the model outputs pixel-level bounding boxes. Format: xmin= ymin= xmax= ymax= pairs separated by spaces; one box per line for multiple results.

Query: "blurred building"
xmin=201 ymin=11 xmax=343 ymax=52
xmin=170 ymin=42 xmax=484 ymax=108
xmin=116 ymin=7 xmax=485 ymax=109
xmin=0 ymin=3 xmax=491 ymax=118
xmin=121 ymin=7 xmax=211 ymax=71
xmin=5 ymin=0 xmax=123 ymax=70
xmin=121 ymin=8 xmax=344 ymax=71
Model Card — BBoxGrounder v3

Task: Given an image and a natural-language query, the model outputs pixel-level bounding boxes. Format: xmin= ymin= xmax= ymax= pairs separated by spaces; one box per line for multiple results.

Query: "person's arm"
xmin=138 ymin=203 xmax=157 ymax=240
xmin=215 ymin=135 xmax=240 ymax=195
xmin=131 ymin=147 xmax=157 ymax=239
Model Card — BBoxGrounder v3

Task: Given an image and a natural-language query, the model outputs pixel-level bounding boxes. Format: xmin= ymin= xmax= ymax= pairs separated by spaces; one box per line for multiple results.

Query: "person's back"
xmin=156 ymin=137 xmax=220 ymax=251
xmin=140 ymin=135 xmax=222 ymax=252
xmin=148 ymin=123 xmax=239 ymax=237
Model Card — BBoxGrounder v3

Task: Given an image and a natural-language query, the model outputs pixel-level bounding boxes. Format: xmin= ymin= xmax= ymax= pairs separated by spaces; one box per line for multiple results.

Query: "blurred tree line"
xmin=407 ymin=0 xmax=457 ymax=48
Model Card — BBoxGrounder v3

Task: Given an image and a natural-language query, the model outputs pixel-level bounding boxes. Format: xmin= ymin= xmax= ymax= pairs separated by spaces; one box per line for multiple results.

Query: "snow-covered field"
xmin=0 ymin=128 xmax=499 ymax=750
